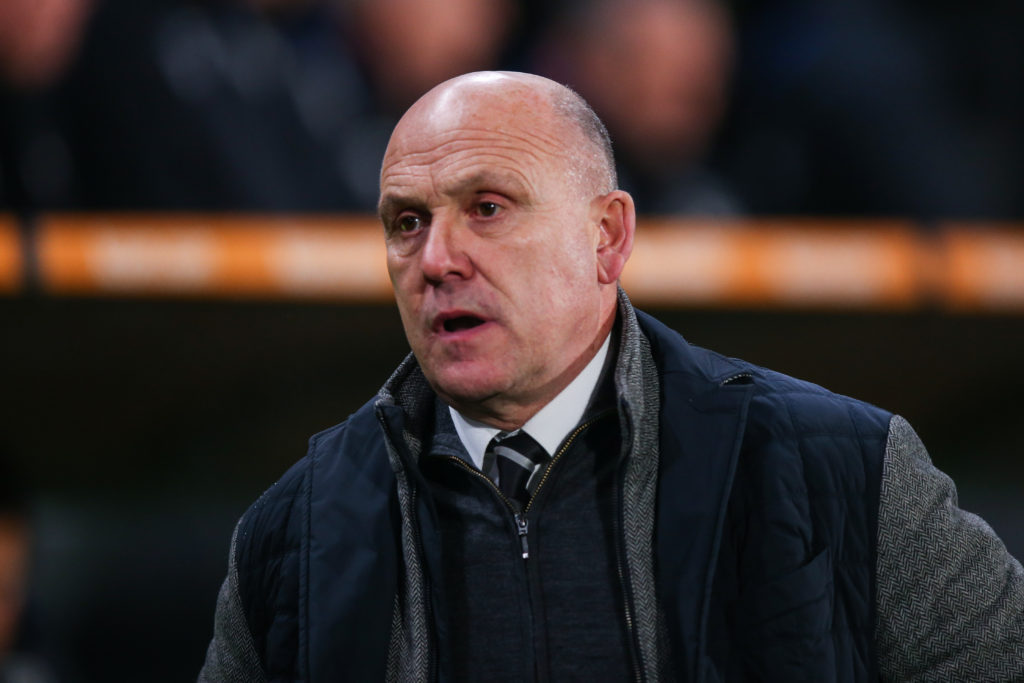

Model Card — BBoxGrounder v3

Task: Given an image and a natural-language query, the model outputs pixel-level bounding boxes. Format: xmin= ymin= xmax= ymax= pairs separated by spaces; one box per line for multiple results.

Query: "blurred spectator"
xmin=0 ymin=455 xmax=58 ymax=683
xmin=0 ymin=0 xmax=92 ymax=89
xmin=720 ymin=0 xmax=1024 ymax=219
xmin=342 ymin=0 xmax=517 ymax=115
xmin=49 ymin=0 xmax=364 ymax=211
xmin=0 ymin=0 xmax=93 ymax=210
xmin=319 ymin=0 xmax=519 ymax=208
xmin=1 ymin=0 xmax=520 ymax=212
xmin=533 ymin=0 xmax=742 ymax=215
xmin=3 ymin=0 xmax=1021 ymax=218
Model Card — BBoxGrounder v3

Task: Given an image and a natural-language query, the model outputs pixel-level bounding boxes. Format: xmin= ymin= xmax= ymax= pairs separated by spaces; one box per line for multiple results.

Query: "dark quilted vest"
xmin=705 ymin=377 xmax=889 ymax=681
xmin=233 ymin=310 xmax=891 ymax=682
xmin=645 ymin=305 xmax=890 ymax=681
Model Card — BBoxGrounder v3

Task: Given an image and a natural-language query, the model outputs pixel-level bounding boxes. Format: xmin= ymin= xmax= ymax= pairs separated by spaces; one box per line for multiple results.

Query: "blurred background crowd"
xmin=2 ymin=1 xmax=1024 ymax=681
xmin=1 ymin=0 xmax=1023 ymax=220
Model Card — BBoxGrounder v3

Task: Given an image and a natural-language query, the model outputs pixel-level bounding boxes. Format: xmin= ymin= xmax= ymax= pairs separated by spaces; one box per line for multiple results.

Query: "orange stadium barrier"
xmin=36 ymin=214 xmax=393 ymax=301
xmin=940 ymin=225 xmax=1024 ymax=311
xmin=624 ymin=218 xmax=925 ymax=309
xmin=0 ymin=216 xmax=22 ymax=293
xmin=7 ymin=213 xmax=1024 ymax=310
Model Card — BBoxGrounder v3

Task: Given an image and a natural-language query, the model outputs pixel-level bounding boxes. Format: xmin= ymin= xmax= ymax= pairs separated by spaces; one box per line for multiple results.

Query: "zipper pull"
xmin=514 ymin=512 xmax=529 ymax=560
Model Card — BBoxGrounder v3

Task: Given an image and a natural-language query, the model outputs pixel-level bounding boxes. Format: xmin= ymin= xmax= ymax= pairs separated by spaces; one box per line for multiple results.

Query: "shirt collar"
xmin=449 ymin=333 xmax=612 ymax=471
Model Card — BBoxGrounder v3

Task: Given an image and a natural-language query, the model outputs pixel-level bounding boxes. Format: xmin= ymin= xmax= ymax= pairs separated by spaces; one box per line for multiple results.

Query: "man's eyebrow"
xmin=377 ymin=193 xmax=419 ymax=221
xmin=377 ymin=170 xmax=531 ymax=219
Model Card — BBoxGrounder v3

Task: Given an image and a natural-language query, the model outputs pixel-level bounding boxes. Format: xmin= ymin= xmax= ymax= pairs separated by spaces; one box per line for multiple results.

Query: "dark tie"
xmin=488 ymin=430 xmax=550 ymax=507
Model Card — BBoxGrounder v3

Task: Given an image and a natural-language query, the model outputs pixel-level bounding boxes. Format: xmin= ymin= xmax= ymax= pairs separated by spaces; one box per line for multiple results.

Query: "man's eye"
xmin=476 ymin=201 xmax=500 ymax=218
xmin=396 ymin=215 xmax=423 ymax=233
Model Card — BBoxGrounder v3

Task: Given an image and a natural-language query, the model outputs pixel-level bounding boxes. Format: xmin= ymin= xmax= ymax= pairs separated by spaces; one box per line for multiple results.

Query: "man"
xmin=199 ymin=72 xmax=1024 ymax=681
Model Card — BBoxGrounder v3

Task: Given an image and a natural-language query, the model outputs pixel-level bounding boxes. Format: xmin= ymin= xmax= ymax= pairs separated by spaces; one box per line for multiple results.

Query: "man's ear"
xmin=594 ymin=190 xmax=636 ymax=284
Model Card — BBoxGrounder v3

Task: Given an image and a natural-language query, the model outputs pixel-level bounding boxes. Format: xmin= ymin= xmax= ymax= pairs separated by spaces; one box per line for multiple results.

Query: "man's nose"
xmin=419 ymin=214 xmax=473 ymax=283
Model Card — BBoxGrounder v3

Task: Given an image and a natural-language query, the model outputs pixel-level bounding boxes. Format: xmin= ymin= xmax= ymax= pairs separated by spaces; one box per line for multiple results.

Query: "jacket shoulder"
xmin=637 ymin=307 xmax=892 ymax=442
xmin=236 ymin=396 xmax=383 ymax=547
xmin=236 ymin=412 xmax=367 ymax=566
xmin=744 ymin=364 xmax=892 ymax=447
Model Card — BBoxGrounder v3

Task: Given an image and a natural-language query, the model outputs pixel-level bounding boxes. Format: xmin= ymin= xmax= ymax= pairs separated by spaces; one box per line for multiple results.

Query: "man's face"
xmin=380 ymin=79 xmax=609 ymax=424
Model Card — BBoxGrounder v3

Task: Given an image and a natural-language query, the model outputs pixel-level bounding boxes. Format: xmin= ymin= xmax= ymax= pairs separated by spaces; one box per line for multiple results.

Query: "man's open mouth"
xmin=443 ymin=315 xmax=486 ymax=332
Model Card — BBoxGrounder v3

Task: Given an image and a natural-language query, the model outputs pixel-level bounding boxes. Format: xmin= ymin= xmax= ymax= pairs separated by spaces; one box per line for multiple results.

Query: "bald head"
xmin=378 ymin=70 xmax=636 ymax=428
xmin=382 ymin=71 xmax=617 ymax=198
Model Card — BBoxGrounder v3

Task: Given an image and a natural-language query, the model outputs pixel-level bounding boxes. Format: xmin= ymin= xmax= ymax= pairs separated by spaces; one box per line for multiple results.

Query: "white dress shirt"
xmin=449 ymin=333 xmax=612 ymax=481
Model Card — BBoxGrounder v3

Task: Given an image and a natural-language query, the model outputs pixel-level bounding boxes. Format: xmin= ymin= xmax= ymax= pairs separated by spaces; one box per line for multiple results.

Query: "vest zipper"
xmin=443 ymin=413 xmax=606 ymax=561
xmin=514 ymin=513 xmax=529 ymax=559
xmin=521 ymin=417 xmax=596 ymax=514
xmin=445 ymin=457 xmax=516 ymax=509
xmin=443 ymin=458 xmax=533 ymax=561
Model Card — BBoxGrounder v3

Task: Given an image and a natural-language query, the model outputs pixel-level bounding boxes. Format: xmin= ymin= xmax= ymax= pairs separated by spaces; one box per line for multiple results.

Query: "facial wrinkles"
xmin=383 ymin=140 xmax=584 ymax=256
xmin=388 ymin=126 xmax=567 ymax=192
xmin=431 ymin=158 xmax=533 ymax=205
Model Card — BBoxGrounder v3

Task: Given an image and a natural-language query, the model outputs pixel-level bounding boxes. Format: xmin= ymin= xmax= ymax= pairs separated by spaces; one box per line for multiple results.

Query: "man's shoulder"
xmin=744 ymin=363 xmax=892 ymax=439
xmin=737 ymin=366 xmax=893 ymax=482
xmin=636 ymin=308 xmax=892 ymax=442
xmin=235 ymin=396 xmax=388 ymax=555
xmin=305 ymin=396 xmax=387 ymax=466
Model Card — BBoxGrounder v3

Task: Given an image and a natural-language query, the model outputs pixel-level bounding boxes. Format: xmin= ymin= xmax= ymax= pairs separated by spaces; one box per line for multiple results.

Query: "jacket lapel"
xmin=658 ymin=380 xmax=751 ymax=683
xmin=636 ymin=310 xmax=753 ymax=683
xmin=304 ymin=402 xmax=401 ymax=683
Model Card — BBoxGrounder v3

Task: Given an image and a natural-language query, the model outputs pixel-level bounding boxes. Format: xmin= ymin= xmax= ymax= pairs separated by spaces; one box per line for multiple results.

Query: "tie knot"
xmin=492 ymin=429 xmax=547 ymax=465
xmin=487 ymin=430 xmax=549 ymax=507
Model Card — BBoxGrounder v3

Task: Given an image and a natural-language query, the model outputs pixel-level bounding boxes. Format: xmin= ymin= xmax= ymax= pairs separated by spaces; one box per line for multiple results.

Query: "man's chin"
xmin=433 ymin=382 xmax=502 ymax=410
xmin=428 ymin=372 xmax=508 ymax=417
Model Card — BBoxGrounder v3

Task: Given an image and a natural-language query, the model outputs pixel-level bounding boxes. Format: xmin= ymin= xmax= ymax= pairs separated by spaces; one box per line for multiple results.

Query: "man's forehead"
xmin=384 ymin=121 xmax=563 ymax=169
xmin=381 ymin=111 xmax=572 ymax=195
xmin=393 ymin=101 xmax=557 ymax=154
xmin=384 ymin=74 xmax=568 ymax=155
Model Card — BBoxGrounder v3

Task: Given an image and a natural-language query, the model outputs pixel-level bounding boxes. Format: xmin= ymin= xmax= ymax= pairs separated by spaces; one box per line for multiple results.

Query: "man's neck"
xmin=448 ymin=302 xmax=618 ymax=429
xmin=450 ymin=332 xmax=612 ymax=470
